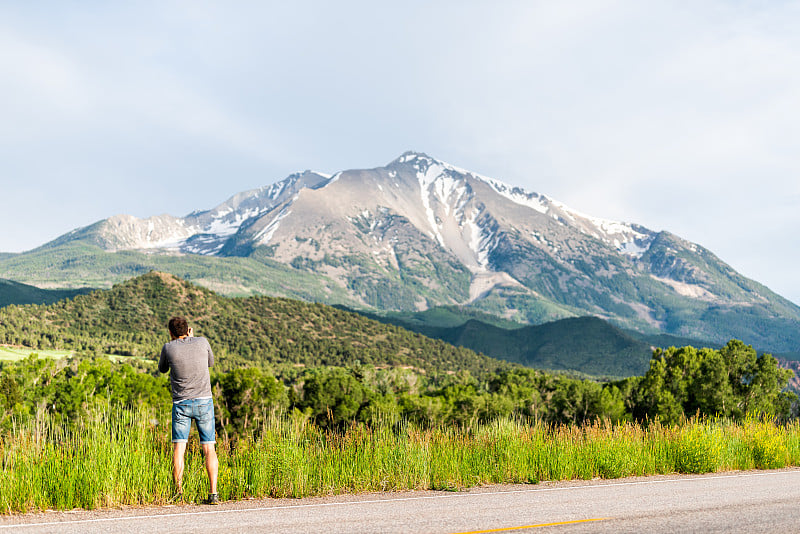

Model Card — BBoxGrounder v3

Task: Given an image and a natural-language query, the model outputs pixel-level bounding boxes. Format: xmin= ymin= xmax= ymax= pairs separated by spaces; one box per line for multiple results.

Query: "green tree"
xmin=0 ymin=373 xmax=21 ymax=423
xmin=216 ymin=367 xmax=288 ymax=433
xmin=298 ymin=367 xmax=369 ymax=428
xmin=631 ymin=341 xmax=795 ymax=423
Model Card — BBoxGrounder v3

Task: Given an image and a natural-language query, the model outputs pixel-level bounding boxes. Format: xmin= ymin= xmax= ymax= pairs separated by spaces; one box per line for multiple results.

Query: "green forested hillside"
xmin=0 ymin=279 xmax=94 ymax=308
xmin=440 ymin=317 xmax=653 ymax=377
xmin=351 ymin=308 xmax=653 ymax=377
xmin=0 ymin=271 xmax=505 ymax=376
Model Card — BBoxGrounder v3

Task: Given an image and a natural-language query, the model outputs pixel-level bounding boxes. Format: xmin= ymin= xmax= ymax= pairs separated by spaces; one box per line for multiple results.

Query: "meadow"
xmin=2 ymin=409 xmax=798 ymax=514
xmin=0 ymin=347 xmax=73 ymax=362
xmin=0 ymin=347 xmax=141 ymax=366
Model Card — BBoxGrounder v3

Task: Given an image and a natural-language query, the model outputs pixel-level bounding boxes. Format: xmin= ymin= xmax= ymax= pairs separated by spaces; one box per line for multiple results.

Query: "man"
xmin=158 ymin=316 xmax=219 ymax=505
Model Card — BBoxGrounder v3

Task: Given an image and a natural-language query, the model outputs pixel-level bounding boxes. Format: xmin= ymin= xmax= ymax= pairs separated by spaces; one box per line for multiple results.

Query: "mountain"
xmin=0 ymin=271 xmax=505 ymax=376
xmin=3 ymin=151 xmax=799 ymax=354
xmin=0 ymin=279 xmax=94 ymax=308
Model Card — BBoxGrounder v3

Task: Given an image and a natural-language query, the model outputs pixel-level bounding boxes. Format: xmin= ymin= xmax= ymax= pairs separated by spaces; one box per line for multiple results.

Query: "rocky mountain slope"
xmin=4 ymin=152 xmax=800 ymax=354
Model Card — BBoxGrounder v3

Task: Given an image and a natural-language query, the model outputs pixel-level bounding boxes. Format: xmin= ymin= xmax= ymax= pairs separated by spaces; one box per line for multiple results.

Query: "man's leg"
xmin=173 ymin=442 xmax=187 ymax=492
xmin=171 ymin=401 xmax=191 ymax=497
xmin=201 ymin=443 xmax=218 ymax=494
xmin=196 ymin=398 xmax=219 ymax=500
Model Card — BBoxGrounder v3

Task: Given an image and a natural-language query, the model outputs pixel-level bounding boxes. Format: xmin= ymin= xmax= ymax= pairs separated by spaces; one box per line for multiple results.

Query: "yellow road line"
xmin=452 ymin=518 xmax=609 ymax=533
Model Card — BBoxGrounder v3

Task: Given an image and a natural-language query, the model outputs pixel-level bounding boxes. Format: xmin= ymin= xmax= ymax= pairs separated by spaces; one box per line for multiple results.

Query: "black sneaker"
xmin=203 ymin=493 xmax=220 ymax=505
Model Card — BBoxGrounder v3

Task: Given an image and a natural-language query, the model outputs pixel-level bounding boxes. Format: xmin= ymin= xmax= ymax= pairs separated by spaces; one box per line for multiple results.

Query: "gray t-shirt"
xmin=158 ymin=336 xmax=214 ymax=402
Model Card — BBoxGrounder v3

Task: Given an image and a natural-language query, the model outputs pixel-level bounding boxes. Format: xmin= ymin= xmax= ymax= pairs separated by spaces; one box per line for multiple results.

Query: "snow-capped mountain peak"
xmin=60 ymin=152 xmax=657 ymax=266
xmin=393 ymin=151 xmax=655 ymax=259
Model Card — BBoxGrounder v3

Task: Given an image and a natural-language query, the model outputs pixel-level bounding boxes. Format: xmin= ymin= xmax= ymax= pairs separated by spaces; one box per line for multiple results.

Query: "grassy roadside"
xmin=1 ymin=410 xmax=798 ymax=513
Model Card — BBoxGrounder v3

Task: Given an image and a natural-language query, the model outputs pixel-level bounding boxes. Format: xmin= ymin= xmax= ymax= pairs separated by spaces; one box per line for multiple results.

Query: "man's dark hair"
xmin=168 ymin=316 xmax=189 ymax=338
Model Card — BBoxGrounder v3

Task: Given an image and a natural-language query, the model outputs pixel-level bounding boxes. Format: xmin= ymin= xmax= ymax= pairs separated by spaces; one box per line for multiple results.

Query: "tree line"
xmin=1 ymin=340 xmax=794 ymax=437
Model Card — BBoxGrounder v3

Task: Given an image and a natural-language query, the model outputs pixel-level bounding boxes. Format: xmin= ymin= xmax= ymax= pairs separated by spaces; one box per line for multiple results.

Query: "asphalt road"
xmin=2 ymin=469 xmax=800 ymax=533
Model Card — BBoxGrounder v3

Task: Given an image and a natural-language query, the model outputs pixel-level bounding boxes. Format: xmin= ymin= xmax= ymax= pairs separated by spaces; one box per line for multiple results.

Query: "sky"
xmin=2 ymin=1 xmax=799 ymax=304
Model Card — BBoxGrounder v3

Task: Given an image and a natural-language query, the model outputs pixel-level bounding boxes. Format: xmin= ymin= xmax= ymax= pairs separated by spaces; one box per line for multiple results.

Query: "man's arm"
xmin=206 ymin=338 xmax=214 ymax=368
xmin=158 ymin=345 xmax=169 ymax=374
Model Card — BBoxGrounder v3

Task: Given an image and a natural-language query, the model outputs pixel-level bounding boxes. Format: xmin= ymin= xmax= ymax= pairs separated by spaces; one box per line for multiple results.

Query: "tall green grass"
xmin=2 ymin=410 xmax=800 ymax=514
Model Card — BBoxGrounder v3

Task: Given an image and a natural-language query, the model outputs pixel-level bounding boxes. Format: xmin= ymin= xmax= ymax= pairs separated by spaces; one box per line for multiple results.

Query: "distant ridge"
xmin=0 ymin=279 xmax=94 ymax=308
xmin=356 ymin=310 xmax=653 ymax=377
xmin=439 ymin=317 xmax=653 ymax=377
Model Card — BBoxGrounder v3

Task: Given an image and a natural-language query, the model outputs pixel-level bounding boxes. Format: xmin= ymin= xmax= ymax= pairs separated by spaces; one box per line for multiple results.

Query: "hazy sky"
xmin=2 ymin=1 xmax=799 ymax=304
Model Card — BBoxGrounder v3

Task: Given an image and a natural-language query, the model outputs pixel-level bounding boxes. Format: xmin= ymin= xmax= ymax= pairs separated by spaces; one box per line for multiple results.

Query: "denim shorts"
xmin=171 ymin=397 xmax=216 ymax=444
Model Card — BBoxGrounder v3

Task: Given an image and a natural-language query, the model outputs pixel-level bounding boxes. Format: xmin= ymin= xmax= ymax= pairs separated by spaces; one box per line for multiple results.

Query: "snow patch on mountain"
xmin=254 ymin=207 xmax=292 ymax=245
xmin=619 ymin=239 xmax=651 ymax=258
xmin=204 ymin=207 xmax=262 ymax=237
xmin=556 ymin=203 xmax=656 ymax=258
xmin=182 ymin=235 xmax=227 ymax=255
xmin=466 ymin=209 xmax=498 ymax=271
xmin=416 ymin=161 xmax=447 ymax=246
xmin=483 ymin=178 xmax=551 ymax=215
xmin=431 ymin=174 xmax=469 ymax=218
